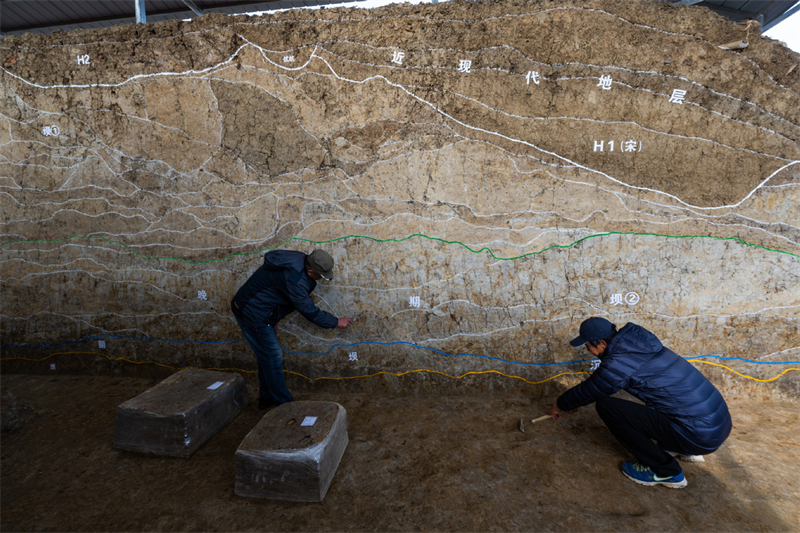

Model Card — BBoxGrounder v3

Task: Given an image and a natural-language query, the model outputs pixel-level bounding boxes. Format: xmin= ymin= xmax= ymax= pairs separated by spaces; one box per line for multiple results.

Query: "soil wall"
xmin=1 ymin=0 xmax=798 ymax=396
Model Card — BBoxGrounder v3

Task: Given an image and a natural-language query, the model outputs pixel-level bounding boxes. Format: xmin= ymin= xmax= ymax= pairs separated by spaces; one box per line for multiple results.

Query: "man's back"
xmin=560 ymin=322 xmax=731 ymax=452
xmin=607 ymin=324 xmax=731 ymax=450
xmin=231 ymin=250 xmax=336 ymax=329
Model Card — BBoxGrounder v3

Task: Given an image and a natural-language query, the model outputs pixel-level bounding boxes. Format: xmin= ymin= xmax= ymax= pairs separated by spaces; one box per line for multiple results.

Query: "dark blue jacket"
xmin=557 ymin=323 xmax=731 ymax=452
xmin=231 ymin=250 xmax=338 ymax=329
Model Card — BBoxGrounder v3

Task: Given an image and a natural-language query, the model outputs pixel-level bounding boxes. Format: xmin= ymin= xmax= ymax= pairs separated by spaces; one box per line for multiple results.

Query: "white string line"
xmin=0 ymin=256 xmax=239 ymax=276
xmin=3 ymin=166 xmax=798 ymax=252
xmin=312 ymin=40 xmax=800 ymax=135
xmin=1 ymin=310 xmax=233 ymax=321
xmin=0 ymin=264 xmax=238 ymax=283
xmin=3 ymin=287 xmax=795 ymax=324
xmin=0 ymin=41 xmax=254 ymax=89
xmin=1 ymin=208 xmax=152 ymax=226
xmin=500 ymin=152 xmax=800 ymax=227
xmin=758 ymin=346 xmax=800 ymax=360
xmin=1 ymin=3 xmax=794 ymax=95
xmin=3 ymin=201 xmax=797 ymax=264
xmin=0 ymin=270 xmax=206 ymax=302
xmin=0 ymin=153 xmax=95 ymax=169
xmin=67 ymin=105 xmax=221 ymax=148
xmin=198 ymin=43 xmax=800 ymax=153
xmin=0 ymin=311 xmax=236 ymax=340
xmin=392 ymin=78 xmax=793 ymax=160
xmin=0 ymin=140 xmax=125 ymax=179
xmin=1 ymin=90 xmax=792 ymax=249
xmin=763 ymin=183 xmax=800 ymax=189
xmin=6 ymin=154 xmax=788 ymax=249
xmin=2 ymin=41 xmax=796 ymax=214
xmin=4 ymin=88 xmax=792 ymax=233
xmin=3 ymin=205 xmax=798 ymax=272
xmin=3 ymin=255 xmax=504 ymax=294
xmin=274 ymin=321 xmax=800 ymax=364
xmin=386 ymin=298 xmax=800 ymax=321
xmin=3 ymin=36 xmax=796 ymax=160
xmin=247 ymin=39 xmax=800 ymax=144
xmin=412 ymin=312 xmax=800 ymax=344
xmin=133 ymin=44 xmax=800 ymax=209
xmin=1 ymin=193 xmax=162 ymax=222
xmin=4 ymin=302 xmax=797 ymax=353
xmin=4 ymin=201 xmax=796 ymax=259
xmin=305 ymin=51 xmax=800 ymax=211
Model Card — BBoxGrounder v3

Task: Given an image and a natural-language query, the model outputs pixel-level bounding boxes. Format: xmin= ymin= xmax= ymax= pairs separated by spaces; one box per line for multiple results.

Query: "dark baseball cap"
xmin=570 ymin=317 xmax=615 ymax=347
xmin=307 ymin=249 xmax=334 ymax=281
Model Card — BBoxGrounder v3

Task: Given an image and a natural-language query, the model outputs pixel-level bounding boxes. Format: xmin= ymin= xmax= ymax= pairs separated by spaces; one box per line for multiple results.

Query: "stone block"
xmin=113 ymin=368 xmax=248 ymax=458
xmin=235 ymin=401 xmax=348 ymax=501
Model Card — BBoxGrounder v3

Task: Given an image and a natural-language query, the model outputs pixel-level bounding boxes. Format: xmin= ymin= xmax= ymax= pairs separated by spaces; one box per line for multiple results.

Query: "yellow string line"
xmin=0 ymin=352 xmax=582 ymax=384
xmin=691 ymin=359 xmax=800 ymax=383
xmin=284 ymin=368 xmax=589 ymax=384
xmin=2 ymin=352 xmax=798 ymax=383
xmin=0 ymin=352 xmax=257 ymax=374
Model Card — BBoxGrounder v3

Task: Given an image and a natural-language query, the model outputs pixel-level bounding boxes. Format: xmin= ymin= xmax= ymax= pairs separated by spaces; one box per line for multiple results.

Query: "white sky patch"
xmin=764 ymin=10 xmax=800 ymax=54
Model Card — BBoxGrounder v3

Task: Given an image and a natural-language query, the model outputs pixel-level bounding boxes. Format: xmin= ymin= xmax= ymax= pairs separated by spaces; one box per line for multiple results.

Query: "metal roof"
xmin=674 ymin=0 xmax=800 ymax=29
xmin=0 ymin=0 xmax=368 ymax=36
xmin=1 ymin=0 xmax=798 ymax=37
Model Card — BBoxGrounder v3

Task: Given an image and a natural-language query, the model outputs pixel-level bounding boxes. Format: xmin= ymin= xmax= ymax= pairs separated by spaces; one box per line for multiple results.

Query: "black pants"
xmin=595 ymin=396 xmax=709 ymax=477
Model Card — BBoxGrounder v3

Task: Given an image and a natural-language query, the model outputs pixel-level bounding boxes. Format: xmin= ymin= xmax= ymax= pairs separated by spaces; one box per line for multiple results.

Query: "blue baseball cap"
xmin=570 ymin=317 xmax=615 ymax=347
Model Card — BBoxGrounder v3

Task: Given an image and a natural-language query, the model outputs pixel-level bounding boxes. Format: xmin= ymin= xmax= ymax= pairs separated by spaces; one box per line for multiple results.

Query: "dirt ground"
xmin=1 ymin=373 xmax=798 ymax=532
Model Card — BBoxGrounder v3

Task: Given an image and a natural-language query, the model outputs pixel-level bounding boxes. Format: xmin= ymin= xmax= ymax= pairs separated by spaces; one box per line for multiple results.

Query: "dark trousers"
xmin=595 ymin=396 xmax=708 ymax=477
xmin=234 ymin=316 xmax=293 ymax=405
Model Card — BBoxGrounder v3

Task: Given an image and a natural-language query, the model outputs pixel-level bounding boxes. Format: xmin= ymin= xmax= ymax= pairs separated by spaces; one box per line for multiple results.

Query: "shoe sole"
xmin=622 ymin=470 xmax=688 ymax=489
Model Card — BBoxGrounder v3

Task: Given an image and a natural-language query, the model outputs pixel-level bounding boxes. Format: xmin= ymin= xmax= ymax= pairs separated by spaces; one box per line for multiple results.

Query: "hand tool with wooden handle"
xmin=519 ymin=414 xmax=552 ymax=433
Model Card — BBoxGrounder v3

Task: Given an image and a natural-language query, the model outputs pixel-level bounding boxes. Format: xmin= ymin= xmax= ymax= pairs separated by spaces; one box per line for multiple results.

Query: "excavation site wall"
xmin=1 ymin=0 xmax=798 ymax=396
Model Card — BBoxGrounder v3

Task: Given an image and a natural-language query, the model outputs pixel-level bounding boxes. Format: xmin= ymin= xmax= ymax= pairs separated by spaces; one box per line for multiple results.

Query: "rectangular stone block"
xmin=235 ymin=401 xmax=348 ymax=501
xmin=113 ymin=368 xmax=248 ymax=458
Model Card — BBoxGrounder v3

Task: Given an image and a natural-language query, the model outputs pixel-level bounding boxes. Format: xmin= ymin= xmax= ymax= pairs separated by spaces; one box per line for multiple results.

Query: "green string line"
xmin=0 ymin=232 xmax=797 ymax=265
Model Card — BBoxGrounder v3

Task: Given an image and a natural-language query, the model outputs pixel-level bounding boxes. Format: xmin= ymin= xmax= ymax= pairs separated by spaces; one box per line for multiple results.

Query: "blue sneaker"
xmin=621 ymin=462 xmax=687 ymax=488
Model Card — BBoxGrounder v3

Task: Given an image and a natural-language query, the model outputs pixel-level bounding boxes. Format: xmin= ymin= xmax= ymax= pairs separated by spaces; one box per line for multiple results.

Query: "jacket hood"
xmin=605 ymin=323 xmax=663 ymax=358
xmin=263 ymin=250 xmax=306 ymax=272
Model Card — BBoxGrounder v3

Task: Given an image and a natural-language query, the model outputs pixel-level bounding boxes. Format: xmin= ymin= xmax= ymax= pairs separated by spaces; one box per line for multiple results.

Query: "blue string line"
xmin=683 ymin=355 xmax=799 ymax=365
xmin=3 ymin=334 xmax=798 ymax=365
xmin=281 ymin=340 xmax=592 ymax=366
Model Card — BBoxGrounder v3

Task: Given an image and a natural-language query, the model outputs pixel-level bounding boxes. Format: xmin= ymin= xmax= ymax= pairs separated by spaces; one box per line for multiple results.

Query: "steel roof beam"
xmin=182 ymin=0 xmax=204 ymax=17
xmin=763 ymin=0 xmax=800 ymax=31
xmin=135 ymin=0 xmax=147 ymax=24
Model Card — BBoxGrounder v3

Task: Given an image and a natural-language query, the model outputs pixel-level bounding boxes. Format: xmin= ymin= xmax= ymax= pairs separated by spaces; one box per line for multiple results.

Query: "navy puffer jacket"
xmin=231 ymin=250 xmax=338 ymax=329
xmin=557 ymin=323 xmax=731 ymax=452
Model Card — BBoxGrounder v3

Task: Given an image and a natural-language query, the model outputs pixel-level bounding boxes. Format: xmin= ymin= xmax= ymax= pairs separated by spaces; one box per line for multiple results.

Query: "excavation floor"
xmin=1 ymin=373 xmax=798 ymax=532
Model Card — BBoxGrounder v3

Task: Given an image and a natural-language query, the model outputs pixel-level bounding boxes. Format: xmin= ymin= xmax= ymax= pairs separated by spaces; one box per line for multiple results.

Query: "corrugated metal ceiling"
xmin=689 ymin=0 xmax=800 ymax=27
xmin=0 ymin=0 xmax=368 ymax=36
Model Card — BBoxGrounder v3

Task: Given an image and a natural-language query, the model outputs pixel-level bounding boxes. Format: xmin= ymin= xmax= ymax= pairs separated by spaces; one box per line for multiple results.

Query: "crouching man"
xmin=547 ymin=317 xmax=731 ymax=488
xmin=231 ymin=249 xmax=353 ymax=409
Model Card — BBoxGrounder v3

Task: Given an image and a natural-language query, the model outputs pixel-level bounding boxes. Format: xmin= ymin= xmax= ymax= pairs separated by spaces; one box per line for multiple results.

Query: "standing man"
xmin=547 ymin=317 xmax=731 ymax=489
xmin=231 ymin=249 xmax=353 ymax=409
